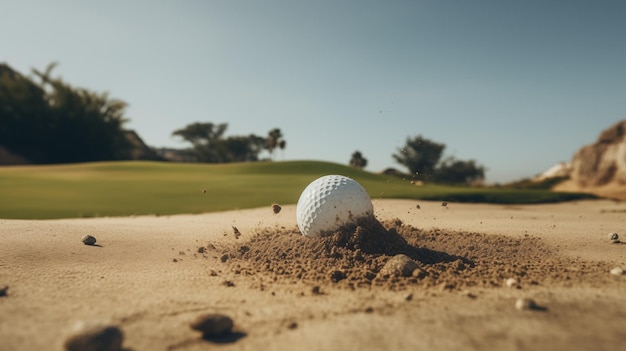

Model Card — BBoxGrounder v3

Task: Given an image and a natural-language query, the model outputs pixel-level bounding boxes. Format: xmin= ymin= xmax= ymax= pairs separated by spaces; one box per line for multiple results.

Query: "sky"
xmin=2 ymin=0 xmax=625 ymax=183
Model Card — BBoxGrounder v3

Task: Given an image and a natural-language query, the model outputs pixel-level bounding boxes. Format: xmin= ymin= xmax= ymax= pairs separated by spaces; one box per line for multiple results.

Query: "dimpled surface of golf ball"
xmin=296 ymin=175 xmax=374 ymax=237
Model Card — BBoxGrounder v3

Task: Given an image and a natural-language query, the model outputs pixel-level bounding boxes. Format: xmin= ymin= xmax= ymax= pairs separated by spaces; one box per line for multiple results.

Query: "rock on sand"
xmin=379 ymin=254 xmax=419 ymax=277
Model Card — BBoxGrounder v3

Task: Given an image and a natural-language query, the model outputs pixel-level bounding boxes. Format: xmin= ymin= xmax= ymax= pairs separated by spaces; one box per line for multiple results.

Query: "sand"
xmin=554 ymin=179 xmax=626 ymax=201
xmin=1 ymin=199 xmax=626 ymax=351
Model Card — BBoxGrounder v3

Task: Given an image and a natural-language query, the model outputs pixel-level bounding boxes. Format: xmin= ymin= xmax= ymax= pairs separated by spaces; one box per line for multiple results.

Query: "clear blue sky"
xmin=3 ymin=0 xmax=625 ymax=183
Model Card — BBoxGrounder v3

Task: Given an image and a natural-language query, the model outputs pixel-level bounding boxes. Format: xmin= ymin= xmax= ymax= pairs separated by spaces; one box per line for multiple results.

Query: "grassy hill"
xmin=0 ymin=161 xmax=595 ymax=219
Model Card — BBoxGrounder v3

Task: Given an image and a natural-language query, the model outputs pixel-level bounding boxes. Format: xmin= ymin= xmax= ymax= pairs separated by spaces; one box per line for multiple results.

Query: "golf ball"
xmin=296 ymin=175 xmax=374 ymax=237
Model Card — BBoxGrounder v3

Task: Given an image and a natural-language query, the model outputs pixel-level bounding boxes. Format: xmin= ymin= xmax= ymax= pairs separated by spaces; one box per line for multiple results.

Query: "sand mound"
xmin=213 ymin=218 xmax=612 ymax=291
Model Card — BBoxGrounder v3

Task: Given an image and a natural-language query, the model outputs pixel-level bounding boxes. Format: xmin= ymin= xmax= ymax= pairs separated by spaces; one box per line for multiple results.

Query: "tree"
xmin=214 ymin=134 xmax=267 ymax=162
xmin=172 ymin=122 xmax=227 ymax=149
xmin=349 ymin=151 xmax=368 ymax=169
xmin=267 ymin=128 xmax=286 ymax=160
xmin=435 ymin=157 xmax=486 ymax=184
xmin=0 ymin=64 xmax=50 ymax=162
xmin=0 ymin=62 xmax=131 ymax=163
xmin=392 ymin=136 xmax=445 ymax=178
xmin=392 ymin=135 xmax=485 ymax=184
xmin=172 ymin=122 xmax=228 ymax=162
xmin=172 ymin=122 xmax=267 ymax=163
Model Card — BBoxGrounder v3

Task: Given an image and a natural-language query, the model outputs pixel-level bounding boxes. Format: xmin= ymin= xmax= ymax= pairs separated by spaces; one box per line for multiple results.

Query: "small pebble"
xmin=505 ymin=278 xmax=519 ymax=288
xmin=461 ymin=290 xmax=477 ymax=299
xmin=81 ymin=235 xmax=97 ymax=246
xmin=610 ymin=267 xmax=624 ymax=276
xmin=380 ymin=254 xmax=419 ymax=277
xmin=64 ymin=321 xmax=123 ymax=351
xmin=411 ymin=268 xmax=427 ymax=279
xmin=0 ymin=285 xmax=8 ymax=297
xmin=190 ymin=313 xmax=234 ymax=336
xmin=515 ymin=298 xmax=538 ymax=311
xmin=272 ymin=204 xmax=282 ymax=214
xmin=608 ymin=232 xmax=619 ymax=241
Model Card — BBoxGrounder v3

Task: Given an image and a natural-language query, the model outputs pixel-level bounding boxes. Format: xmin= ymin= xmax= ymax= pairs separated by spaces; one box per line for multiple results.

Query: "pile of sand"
xmin=211 ymin=217 xmax=612 ymax=291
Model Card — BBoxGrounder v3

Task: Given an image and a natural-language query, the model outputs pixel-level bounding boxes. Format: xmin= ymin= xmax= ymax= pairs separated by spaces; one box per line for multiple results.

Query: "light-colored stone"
xmin=610 ymin=267 xmax=624 ymax=276
xmin=515 ymin=298 xmax=537 ymax=311
xmin=505 ymin=278 xmax=519 ymax=288
xmin=379 ymin=254 xmax=419 ymax=277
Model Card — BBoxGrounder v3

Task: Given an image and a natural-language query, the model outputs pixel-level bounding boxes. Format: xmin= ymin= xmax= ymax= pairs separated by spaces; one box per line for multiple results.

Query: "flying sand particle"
xmin=232 ymin=226 xmax=241 ymax=239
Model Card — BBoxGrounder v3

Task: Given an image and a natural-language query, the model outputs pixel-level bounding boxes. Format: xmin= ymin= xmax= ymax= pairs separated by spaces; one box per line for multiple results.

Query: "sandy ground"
xmin=1 ymin=199 xmax=626 ymax=351
xmin=554 ymin=179 xmax=626 ymax=201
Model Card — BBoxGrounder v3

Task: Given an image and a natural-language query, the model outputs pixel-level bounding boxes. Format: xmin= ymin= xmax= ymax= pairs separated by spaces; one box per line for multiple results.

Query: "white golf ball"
xmin=296 ymin=175 xmax=374 ymax=237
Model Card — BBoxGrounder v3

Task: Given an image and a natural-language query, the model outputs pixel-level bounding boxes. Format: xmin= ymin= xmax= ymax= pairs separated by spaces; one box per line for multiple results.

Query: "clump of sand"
xmin=216 ymin=217 xmax=612 ymax=291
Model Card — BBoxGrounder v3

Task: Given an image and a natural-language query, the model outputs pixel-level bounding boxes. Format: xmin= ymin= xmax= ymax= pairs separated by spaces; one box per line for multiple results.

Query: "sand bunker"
xmin=209 ymin=217 xmax=612 ymax=291
xmin=3 ymin=200 xmax=626 ymax=351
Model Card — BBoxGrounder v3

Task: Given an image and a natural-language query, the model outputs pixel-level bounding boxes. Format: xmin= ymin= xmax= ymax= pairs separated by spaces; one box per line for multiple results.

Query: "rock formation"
xmin=568 ymin=120 xmax=626 ymax=187
xmin=553 ymin=120 xmax=626 ymax=199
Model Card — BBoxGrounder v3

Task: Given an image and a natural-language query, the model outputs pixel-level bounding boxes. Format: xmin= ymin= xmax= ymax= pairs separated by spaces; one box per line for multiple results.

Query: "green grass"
xmin=0 ymin=160 xmax=596 ymax=219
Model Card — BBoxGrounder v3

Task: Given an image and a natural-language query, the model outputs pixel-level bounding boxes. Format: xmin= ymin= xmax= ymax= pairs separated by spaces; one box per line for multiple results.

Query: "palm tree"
xmin=267 ymin=128 xmax=286 ymax=160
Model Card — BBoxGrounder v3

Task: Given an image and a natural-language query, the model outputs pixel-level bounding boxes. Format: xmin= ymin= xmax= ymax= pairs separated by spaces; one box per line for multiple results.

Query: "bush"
xmin=0 ymin=63 xmax=131 ymax=163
